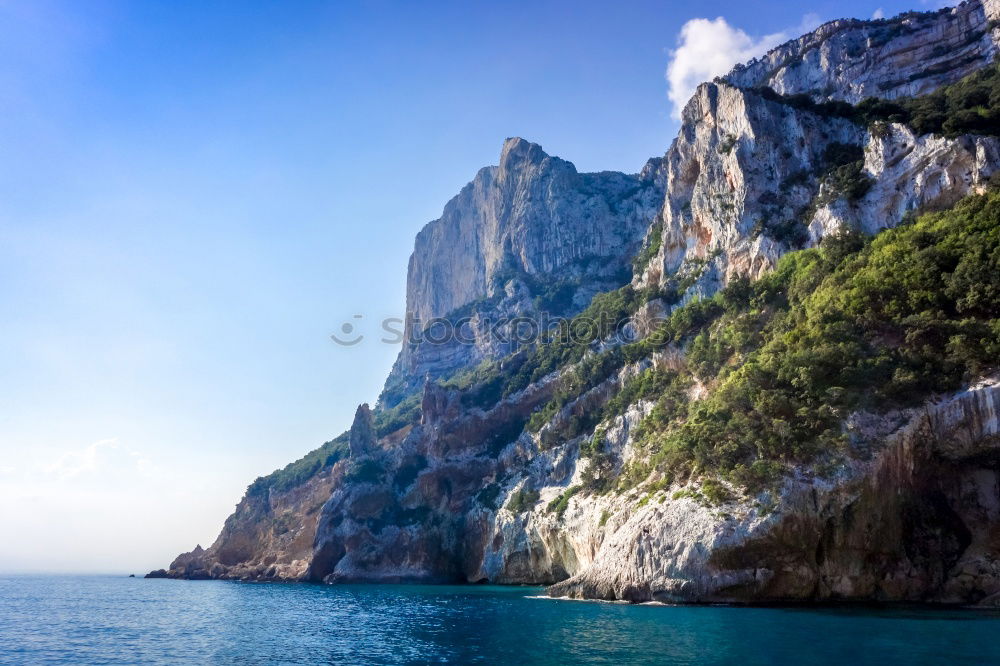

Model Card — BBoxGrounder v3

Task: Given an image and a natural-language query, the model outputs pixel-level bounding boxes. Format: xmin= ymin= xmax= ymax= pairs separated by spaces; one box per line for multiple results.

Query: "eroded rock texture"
xmin=380 ymin=137 xmax=665 ymax=405
xmin=725 ymin=0 xmax=1000 ymax=102
xmin=550 ymin=380 xmax=1000 ymax=604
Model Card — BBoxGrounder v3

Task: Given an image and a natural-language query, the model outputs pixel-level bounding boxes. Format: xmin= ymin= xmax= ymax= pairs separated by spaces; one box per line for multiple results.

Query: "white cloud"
xmin=873 ymin=8 xmax=886 ymax=19
xmin=665 ymin=14 xmax=823 ymax=119
xmin=46 ymin=437 xmax=118 ymax=479
xmin=44 ymin=437 xmax=152 ymax=480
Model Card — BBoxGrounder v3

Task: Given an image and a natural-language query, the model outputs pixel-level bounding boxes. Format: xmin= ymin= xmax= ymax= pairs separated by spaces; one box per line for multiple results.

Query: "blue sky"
xmin=0 ymin=0 xmax=943 ymax=573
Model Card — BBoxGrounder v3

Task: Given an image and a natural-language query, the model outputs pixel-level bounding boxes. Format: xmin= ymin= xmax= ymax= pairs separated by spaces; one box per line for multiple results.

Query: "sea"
xmin=2 ymin=575 xmax=999 ymax=664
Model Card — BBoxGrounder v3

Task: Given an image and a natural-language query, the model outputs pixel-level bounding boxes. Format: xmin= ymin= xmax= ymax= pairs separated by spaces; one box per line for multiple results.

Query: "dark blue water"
xmin=2 ymin=576 xmax=1000 ymax=664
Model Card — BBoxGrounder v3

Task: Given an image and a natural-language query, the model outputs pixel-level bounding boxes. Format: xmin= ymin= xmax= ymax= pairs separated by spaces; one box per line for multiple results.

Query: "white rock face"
xmin=475 ymin=364 xmax=658 ymax=584
xmin=547 ymin=380 xmax=1000 ymax=603
xmin=726 ymin=0 xmax=1000 ymax=103
xmin=639 ymin=9 xmax=1000 ymax=302
xmin=811 ymin=123 xmax=1000 ymax=239
xmin=636 ymin=81 xmax=864 ymax=297
xmin=381 ymin=138 xmax=665 ymax=404
xmin=405 ymin=138 xmax=664 ymax=324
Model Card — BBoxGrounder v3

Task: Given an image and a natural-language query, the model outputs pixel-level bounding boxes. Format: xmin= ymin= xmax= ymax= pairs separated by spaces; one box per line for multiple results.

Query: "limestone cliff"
xmin=636 ymin=0 xmax=1000 ymax=303
xmin=156 ymin=1 xmax=1000 ymax=605
xmin=380 ymin=138 xmax=664 ymax=406
xmin=725 ymin=0 xmax=1000 ymax=102
xmin=549 ymin=379 xmax=1000 ymax=604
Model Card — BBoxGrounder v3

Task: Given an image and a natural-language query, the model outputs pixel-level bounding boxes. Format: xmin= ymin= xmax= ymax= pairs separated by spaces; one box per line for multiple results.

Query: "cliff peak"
xmin=348 ymin=404 xmax=375 ymax=457
xmin=499 ymin=136 xmax=558 ymax=172
xmin=379 ymin=138 xmax=664 ymax=405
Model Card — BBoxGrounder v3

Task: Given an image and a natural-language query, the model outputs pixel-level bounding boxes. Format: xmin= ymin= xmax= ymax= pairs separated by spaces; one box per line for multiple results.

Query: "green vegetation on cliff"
xmin=506 ymin=486 xmax=540 ymax=513
xmin=464 ymin=188 xmax=999 ymax=497
xmin=636 ymin=190 xmax=1000 ymax=491
xmin=757 ymin=62 xmax=1000 ymax=138
xmin=449 ymin=284 xmax=655 ymax=412
xmin=246 ymin=184 xmax=999 ymax=503
xmin=428 ymin=188 xmax=999 ymax=500
xmin=247 ymin=432 xmax=349 ymax=496
xmin=632 ymin=220 xmax=663 ymax=276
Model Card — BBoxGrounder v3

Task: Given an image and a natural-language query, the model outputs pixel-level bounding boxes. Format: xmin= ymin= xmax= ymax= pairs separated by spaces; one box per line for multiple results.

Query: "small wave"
xmin=524 ymin=594 xmax=631 ymax=604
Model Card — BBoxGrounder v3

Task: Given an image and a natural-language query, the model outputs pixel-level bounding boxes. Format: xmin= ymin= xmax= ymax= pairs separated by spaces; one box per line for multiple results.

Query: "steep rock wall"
xmin=725 ymin=0 xmax=1000 ymax=102
xmin=549 ymin=380 xmax=1000 ymax=604
xmin=381 ymin=138 xmax=664 ymax=405
xmin=635 ymin=81 xmax=864 ymax=295
xmin=636 ymin=85 xmax=1000 ymax=301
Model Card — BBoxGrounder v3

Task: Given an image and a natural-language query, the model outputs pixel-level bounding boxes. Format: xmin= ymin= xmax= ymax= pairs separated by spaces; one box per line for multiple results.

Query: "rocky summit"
xmin=155 ymin=1 xmax=1000 ymax=605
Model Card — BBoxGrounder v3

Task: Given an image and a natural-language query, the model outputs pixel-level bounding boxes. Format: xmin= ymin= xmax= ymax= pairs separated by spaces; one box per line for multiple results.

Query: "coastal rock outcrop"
xmin=348 ymin=404 xmax=376 ymax=458
xmin=307 ymin=375 xmax=559 ymax=583
xmin=156 ymin=1 xmax=1000 ymax=605
xmin=549 ymin=379 xmax=1000 ymax=604
xmin=157 ymin=454 xmax=341 ymax=581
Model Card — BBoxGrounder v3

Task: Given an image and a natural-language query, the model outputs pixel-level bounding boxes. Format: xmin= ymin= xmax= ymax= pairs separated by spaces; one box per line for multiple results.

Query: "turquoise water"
xmin=2 ymin=576 xmax=1000 ymax=664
